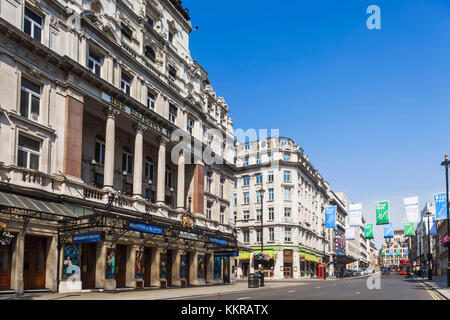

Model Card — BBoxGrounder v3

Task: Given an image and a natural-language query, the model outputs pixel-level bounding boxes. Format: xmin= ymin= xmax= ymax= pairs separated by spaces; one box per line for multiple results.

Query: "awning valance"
xmin=305 ymin=254 xmax=320 ymax=263
xmin=0 ymin=191 xmax=77 ymax=218
xmin=237 ymin=251 xmax=251 ymax=259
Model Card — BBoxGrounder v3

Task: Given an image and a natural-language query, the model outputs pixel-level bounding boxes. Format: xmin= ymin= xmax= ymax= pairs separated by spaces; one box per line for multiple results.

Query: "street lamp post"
xmin=426 ymin=210 xmax=433 ymax=280
xmin=259 ymin=188 xmax=265 ymax=287
xmin=440 ymin=154 xmax=450 ymax=287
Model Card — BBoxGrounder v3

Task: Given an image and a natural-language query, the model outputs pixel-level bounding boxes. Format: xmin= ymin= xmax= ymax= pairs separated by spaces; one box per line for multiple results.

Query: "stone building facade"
xmin=0 ymin=0 xmax=237 ymax=294
xmin=232 ymin=137 xmax=331 ymax=279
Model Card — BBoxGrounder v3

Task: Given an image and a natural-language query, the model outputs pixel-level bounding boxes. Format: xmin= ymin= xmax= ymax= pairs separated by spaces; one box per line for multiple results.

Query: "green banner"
xmin=396 ymin=250 xmax=401 ymax=257
xmin=404 ymin=222 xmax=415 ymax=237
xmin=364 ymin=224 xmax=374 ymax=239
xmin=376 ymin=201 xmax=390 ymax=225
xmin=382 ymin=250 xmax=385 ymax=257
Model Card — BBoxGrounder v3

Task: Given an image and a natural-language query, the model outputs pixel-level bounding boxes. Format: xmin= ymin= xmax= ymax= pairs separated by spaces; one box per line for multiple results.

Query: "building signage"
xmin=179 ymin=231 xmax=198 ymax=241
xmin=128 ymin=222 xmax=163 ymax=235
xmin=403 ymin=196 xmax=420 ymax=223
xmin=325 ymin=206 xmax=337 ymax=229
xmin=384 ymin=222 xmax=394 ymax=238
xmin=101 ymin=92 xmax=171 ymax=138
xmin=73 ymin=231 xmax=105 ymax=243
xmin=434 ymin=192 xmax=447 ymax=220
xmin=214 ymin=251 xmax=238 ymax=257
xmin=345 ymin=226 xmax=356 ymax=240
xmin=364 ymin=224 xmax=374 ymax=239
xmin=404 ymin=222 xmax=415 ymax=237
xmin=349 ymin=203 xmax=362 ymax=227
xmin=210 ymin=237 xmax=228 ymax=246
xmin=376 ymin=201 xmax=390 ymax=225
xmin=335 ymin=225 xmax=346 ymax=255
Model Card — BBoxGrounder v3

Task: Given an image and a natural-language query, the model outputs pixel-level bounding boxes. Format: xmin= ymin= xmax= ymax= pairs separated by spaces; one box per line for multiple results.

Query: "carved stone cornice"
xmin=103 ymin=106 xmax=120 ymax=119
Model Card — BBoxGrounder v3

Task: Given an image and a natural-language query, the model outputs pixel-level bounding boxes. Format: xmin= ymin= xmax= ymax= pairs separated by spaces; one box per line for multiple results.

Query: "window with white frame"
xmin=243 ymin=192 xmax=249 ymax=204
xmin=244 ymin=142 xmax=250 ymax=151
xmin=206 ymin=172 xmax=213 ymax=193
xmin=169 ymin=104 xmax=177 ymax=123
xmin=17 ymin=135 xmax=40 ymax=170
xmin=284 ymin=188 xmax=291 ymax=201
xmin=24 ymin=8 xmax=43 ymax=42
xmin=206 ymin=202 xmax=213 ymax=220
xmin=285 ymin=228 xmax=292 ymax=242
xmin=284 ymin=207 xmax=291 ymax=217
xmin=243 ymin=175 xmax=250 ymax=186
xmin=255 ymin=173 xmax=263 ymax=185
xmin=268 ymin=207 xmax=274 ymax=221
xmin=243 ymin=229 xmax=250 ymax=243
xmin=284 ymin=170 xmax=291 ymax=182
xmin=256 ymin=209 xmax=262 ymax=222
xmin=234 ymin=178 xmax=237 ymax=188
xmin=187 ymin=118 xmax=195 ymax=135
xmin=220 ymin=178 xmax=225 ymax=198
xmin=220 ymin=207 xmax=225 ymax=224
xmin=269 ymin=227 xmax=275 ymax=241
xmin=256 ymin=190 xmax=262 ymax=203
xmin=256 ymin=229 xmax=262 ymax=243
xmin=95 ymin=138 xmax=105 ymax=164
xmin=88 ymin=51 xmax=102 ymax=76
xmin=243 ymin=210 xmax=250 ymax=220
xmin=283 ymin=153 xmax=290 ymax=161
xmin=20 ymin=77 xmax=41 ymax=122
xmin=147 ymin=92 xmax=155 ymax=110
xmin=145 ymin=156 xmax=154 ymax=182
xmin=244 ymin=157 xmax=249 ymax=166
xmin=121 ymin=23 xmax=133 ymax=40
xmin=121 ymin=73 xmax=131 ymax=95
xmin=268 ymin=188 xmax=274 ymax=201
xmin=233 ymin=193 xmax=237 ymax=205
xmin=168 ymin=30 xmax=174 ymax=43
xmin=280 ymin=139 xmax=287 ymax=146
xmin=122 ymin=151 xmax=133 ymax=174
xmin=268 ymin=171 xmax=274 ymax=183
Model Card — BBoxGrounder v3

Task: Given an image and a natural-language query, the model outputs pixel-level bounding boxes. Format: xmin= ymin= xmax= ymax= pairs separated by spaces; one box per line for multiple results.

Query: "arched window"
xmin=165 ymin=165 xmax=172 ymax=188
xmin=145 ymin=46 xmax=156 ymax=62
xmin=145 ymin=156 xmax=154 ymax=182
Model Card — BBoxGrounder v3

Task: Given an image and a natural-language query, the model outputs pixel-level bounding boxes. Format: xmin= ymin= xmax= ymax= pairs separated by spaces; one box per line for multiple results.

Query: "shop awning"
xmin=237 ymin=251 xmax=251 ymax=259
xmin=305 ymin=254 xmax=320 ymax=263
xmin=260 ymin=249 xmax=274 ymax=259
xmin=0 ymin=191 xmax=77 ymax=218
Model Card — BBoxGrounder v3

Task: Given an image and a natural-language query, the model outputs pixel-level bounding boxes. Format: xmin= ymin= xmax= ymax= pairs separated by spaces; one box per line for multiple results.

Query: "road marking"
xmin=237 ymin=296 xmax=251 ymax=300
xmin=418 ymin=281 xmax=440 ymax=300
xmin=316 ymin=286 xmax=321 ymax=289
xmin=355 ymin=292 xmax=360 ymax=295
xmin=288 ymin=290 xmax=295 ymax=293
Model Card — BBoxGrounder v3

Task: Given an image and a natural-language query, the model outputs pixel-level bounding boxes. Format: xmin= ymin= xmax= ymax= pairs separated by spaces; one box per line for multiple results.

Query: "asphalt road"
xmin=187 ymin=274 xmax=438 ymax=300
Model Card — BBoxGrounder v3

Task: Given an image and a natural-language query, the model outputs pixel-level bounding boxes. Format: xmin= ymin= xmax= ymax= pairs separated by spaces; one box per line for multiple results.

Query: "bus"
xmin=399 ymin=259 xmax=410 ymax=275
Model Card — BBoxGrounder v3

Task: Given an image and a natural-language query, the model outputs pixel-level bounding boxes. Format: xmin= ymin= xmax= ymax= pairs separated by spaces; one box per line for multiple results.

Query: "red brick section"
xmin=193 ymin=164 xmax=204 ymax=214
xmin=63 ymin=96 xmax=83 ymax=179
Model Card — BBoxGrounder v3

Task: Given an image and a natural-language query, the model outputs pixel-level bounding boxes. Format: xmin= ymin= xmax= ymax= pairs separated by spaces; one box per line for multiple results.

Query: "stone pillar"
xmin=156 ymin=137 xmax=167 ymax=204
xmin=190 ymin=251 xmax=198 ymax=285
xmin=79 ymin=35 xmax=87 ymax=67
xmin=133 ymin=124 xmax=147 ymax=198
xmin=206 ymin=253 xmax=213 ymax=283
xmin=126 ymin=245 xmax=136 ymax=288
xmin=64 ymin=96 xmax=84 ymax=179
xmin=177 ymin=149 xmax=185 ymax=210
xmin=150 ymin=247 xmax=161 ymax=286
xmin=293 ymin=250 xmax=300 ymax=279
xmin=171 ymin=250 xmax=181 ymax=287
xmin=46 ymin=235 xmax=58 ymax=292
xmin=103 ymin=107 xmax=119 ymax=190
xmin=96 ymin=241 xmax=106 ymax=289
xmin=274 ymin=250 xmax=283 ymax=279
xmin=249 ymin=252 xmax=255 ymax=274
xmin=13 ymin=232 xmax=25 ymax=294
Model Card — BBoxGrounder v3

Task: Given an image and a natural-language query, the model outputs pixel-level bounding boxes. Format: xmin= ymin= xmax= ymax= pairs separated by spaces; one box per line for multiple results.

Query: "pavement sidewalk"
xmin=414 ymin=274 xmax=450 ymax=300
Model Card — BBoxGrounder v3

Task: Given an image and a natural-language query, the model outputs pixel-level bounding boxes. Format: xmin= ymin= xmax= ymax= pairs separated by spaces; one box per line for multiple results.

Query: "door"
xmin=24 ymin=236 xmax=46 ymax=290
xmin=242 ymin=262 xmax=249 ymax=278
xmin=81 ymin=243 xmax=96 ymax=289
xmin=115 ymin=245 xmax=127 ymax=288
xmin=166 ymin=251 xmax=172 ymax=287
xmin=283 ymin=263 xmax=292 ymax=278
xmin=0 ymin=243 xmax=11 ymax=290
xmin=143 ymin=247 xmax=151 ymax=287
xmin=186 ymin=252 xmax=191 ymax=285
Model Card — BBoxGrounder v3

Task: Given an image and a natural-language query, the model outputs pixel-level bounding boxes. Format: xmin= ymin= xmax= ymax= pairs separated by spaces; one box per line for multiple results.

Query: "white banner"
xmin=349 ymin=203 xmax=362 ymax=227
xmin=346 ymin=227 xmax=356 ymax=240
xmin=403 ymin=196 xmax=420 ymax=223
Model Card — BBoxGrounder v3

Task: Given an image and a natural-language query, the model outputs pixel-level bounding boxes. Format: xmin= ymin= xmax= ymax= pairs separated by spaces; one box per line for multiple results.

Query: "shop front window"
xmin=160 ymin=253 xmax=167 ymax=279
xmin=213 ymin=256 xmax=222 ymax=279
xmin=180 ymin=255 xmax=187 ymax=279
xmin=198 ymin=255 xmax=205 ymax=279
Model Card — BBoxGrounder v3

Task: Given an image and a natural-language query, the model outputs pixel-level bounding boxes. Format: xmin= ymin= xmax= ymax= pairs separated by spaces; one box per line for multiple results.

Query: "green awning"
xmin=0 ymin=191 xmax=77 ymax=218
xmin=305 ymin=254 xmax=320 ymax=263
xmin=237 ymin=251 xmax=251 ymax=259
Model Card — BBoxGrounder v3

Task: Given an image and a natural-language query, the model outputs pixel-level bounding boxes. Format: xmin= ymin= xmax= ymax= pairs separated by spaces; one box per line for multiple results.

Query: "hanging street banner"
xmin=376 ymin=201 xmax=390 ymax=225
xmin=424 ymin=215 xmax=438 ymax=236
xmin=325 ymin=206 xmax=337 ymax=229
xmin=404 ymin=249 xmax=409 ymax=257
xmin=384 ymin=222 xmax=394 ymax=238
xmin=381 ymin=250 xmax=385 ymax=257
xmin=349 ymin=203 xmax=362 ymax=227
xmin=364 ymin=224 xmax=374 ymax=239
xmin=403 ymin=196 xmax=420 ymax=223
xmin=434 ymin=192 xmax=447 ymax=220
xmin=389 ymin=250 xmax=393 ymax=257
xmin=404 ymin=222 xmax=415 ymax=237
xmin=345 ymin=227 xmax=356 ymax=240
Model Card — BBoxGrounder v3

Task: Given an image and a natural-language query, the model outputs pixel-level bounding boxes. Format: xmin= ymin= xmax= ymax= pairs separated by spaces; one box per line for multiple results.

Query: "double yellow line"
xmin=419 ymin=281 xmax=441 ymax=300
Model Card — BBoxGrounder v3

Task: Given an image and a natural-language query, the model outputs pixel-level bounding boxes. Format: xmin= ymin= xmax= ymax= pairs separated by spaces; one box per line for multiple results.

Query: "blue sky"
xmin=184 ymin=0 xmax=450 ymax=248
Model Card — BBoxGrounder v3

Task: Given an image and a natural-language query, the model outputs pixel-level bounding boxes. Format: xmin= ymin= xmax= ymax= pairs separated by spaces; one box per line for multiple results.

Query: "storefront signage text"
xmin=129 ymin=222 xmax=163 ymax=235
xmin=179 ymin=231 xmax=198 ymax=240
xmin=73 ymin=231 xmax=105 ymax=243
xmin=210 ymin=237 xmax=228 ymax=246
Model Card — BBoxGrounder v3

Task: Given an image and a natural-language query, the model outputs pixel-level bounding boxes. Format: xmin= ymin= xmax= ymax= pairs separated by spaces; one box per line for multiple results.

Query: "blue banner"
xmin=210 ymin=237 xmax=228 ymax=246
xmin=214 ymin=251 xmax=238 ymax=257
xmin=73 ymin=231 xmax=104 ymax=243
xmin=389 ymin=250 xmax=393 ymax=257
xmin=128 ymin=222 xmax=163 ymax=235
xmin=325 ymin=206 xmax=337 ymax=229
xmin=384 ymin=222 xmax=394 ymax=238
xmin=430 ymin=217 xmax=437 ymax=236
xmin=404 ymin=249 xmax=408 ymax=257
xmin=434 ymin=193 xmax=447 ymax=220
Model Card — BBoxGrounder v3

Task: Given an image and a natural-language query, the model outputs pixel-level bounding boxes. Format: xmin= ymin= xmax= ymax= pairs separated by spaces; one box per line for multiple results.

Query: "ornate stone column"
xmin=13 ymin=232 xmax=25 ymax=294
xmin=133 ymin=123 xmax=147 ymax=198
xmin=156 ymin=136 xmax=168 ymax=204
xmin=104 ymin=107 xmax=119 ymax=190
xmin=177 ymin=149 xmax=185 ymax=210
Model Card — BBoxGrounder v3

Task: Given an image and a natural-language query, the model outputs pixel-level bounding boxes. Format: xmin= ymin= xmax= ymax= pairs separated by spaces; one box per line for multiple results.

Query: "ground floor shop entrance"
xmin=81 ymin=243 xmax=96 ymax=289
xmin=0 ymin=243 xmax=11 ymax=290
xmin=115 ymin=244 xmax=127 ymax=288
xmin=283 ymin=250 xmax=293 ymax=278
xmin=143 ymin=247 xmax=152 ymax=287
xmin=24 ymin=236 xmax=47 ymax=290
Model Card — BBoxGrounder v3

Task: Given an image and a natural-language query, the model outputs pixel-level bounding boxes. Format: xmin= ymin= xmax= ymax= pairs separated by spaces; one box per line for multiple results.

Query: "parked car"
xmin=360 ymin=269 xmax=367 ymax=275
xmin=367 ymin=268 xmax=374 ymax=274
xmin=343 ymin=270 xmax=354 ymax=277
xmin=382 ymin=268 xmax=390 ymax=275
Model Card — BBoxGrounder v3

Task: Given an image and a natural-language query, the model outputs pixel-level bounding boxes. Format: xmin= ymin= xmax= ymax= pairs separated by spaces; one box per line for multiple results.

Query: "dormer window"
xmin=121 ymin=23 xmax=133 ymax=40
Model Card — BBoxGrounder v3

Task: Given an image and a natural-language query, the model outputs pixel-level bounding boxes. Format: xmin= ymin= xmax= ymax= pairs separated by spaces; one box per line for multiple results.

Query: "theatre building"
xmin=0 ymin=0 xmax=237 ymax=294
